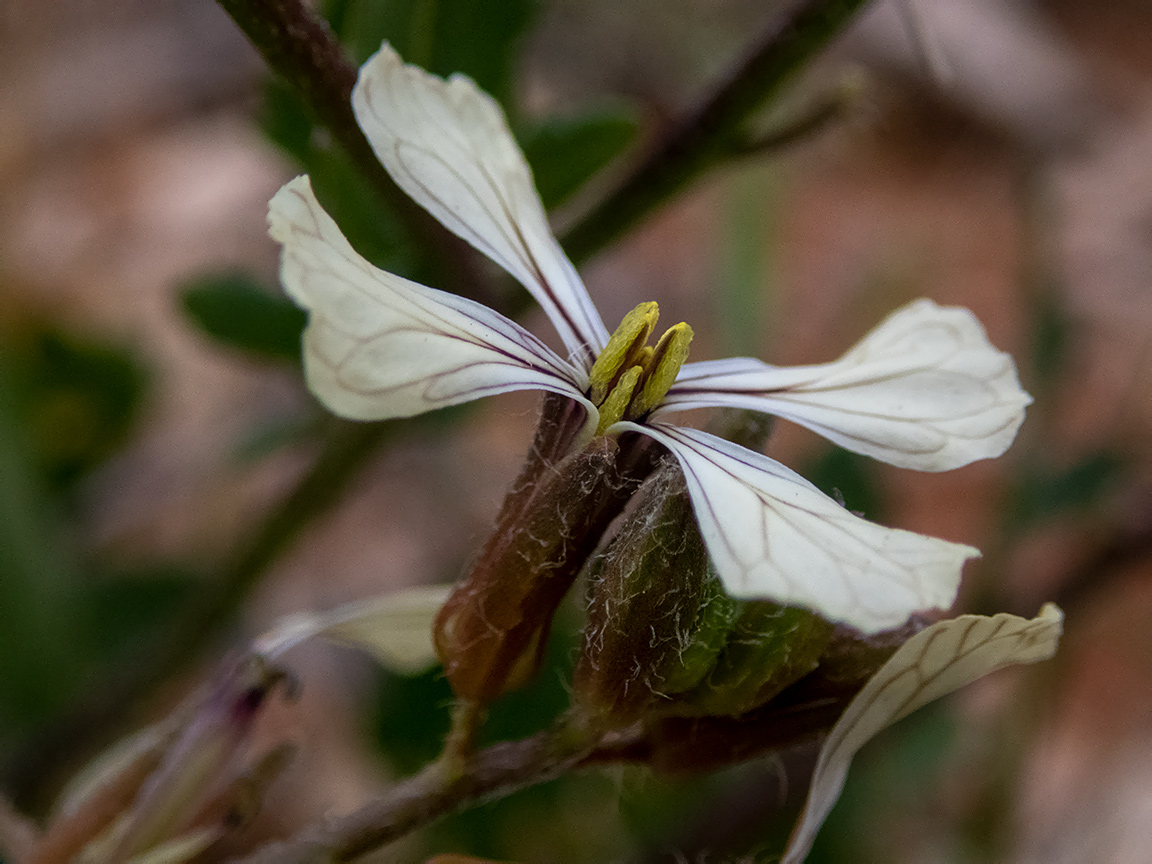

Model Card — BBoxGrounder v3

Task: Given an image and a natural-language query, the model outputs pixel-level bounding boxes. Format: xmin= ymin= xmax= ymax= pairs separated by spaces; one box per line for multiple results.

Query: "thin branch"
xmin=230 ymin=717 xmax=617 ymax=864
xmin=726 ymin=72 xmax=864 ymax=159
xmin=217 ymin=0 xmax=874 ymax=273
xmin=560 ymin=0 xmax=874 ymax=264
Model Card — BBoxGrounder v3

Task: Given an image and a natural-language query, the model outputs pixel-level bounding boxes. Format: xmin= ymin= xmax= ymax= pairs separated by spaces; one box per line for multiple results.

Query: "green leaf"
xmin=259 ymin=80 xmax=412 ymax=274
xmin=307 ymin=145 xmax=412 ymax=272
xmin=1011 ymin=451 xmax=1124 ymax=528
xmin=520 ymin=108 xmax=640 ymax=209
xmin=11 ymin=328 xmax=146 ymax=487
xmin=371 ymin=612 xmax=576 ymax=777
xmin=372 ymin=666 xmax=453 ymax=777
xmin=339 ymin=0 xmax=538 ymax=111
xmin=82 ymin=569 xmax=197 ymax=657
xmin=179 ymin=273 xmax=307 ymax=362
xmin=804 ymin=446 xmax=882 ymax=522
xmin=479 ymin=615 xmax=576 ymax=745
xmin=259 ymin=80 xmax=315 ymax=164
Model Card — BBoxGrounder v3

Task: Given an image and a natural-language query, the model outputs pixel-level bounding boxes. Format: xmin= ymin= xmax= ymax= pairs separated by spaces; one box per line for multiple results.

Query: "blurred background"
xmin=2 ymin=0 xmax=1152 ymax=861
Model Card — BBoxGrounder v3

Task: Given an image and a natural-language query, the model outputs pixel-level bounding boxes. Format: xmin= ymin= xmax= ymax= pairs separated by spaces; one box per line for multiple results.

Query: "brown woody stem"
xmin=230 ymin=714 xmax=611 ymax=864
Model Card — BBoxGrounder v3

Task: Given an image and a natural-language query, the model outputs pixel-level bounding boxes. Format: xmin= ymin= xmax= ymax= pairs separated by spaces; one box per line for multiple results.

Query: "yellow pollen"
xmin=588 ymin=302 xmax=659 ymax=404
xmin=587 ymin=303 xmax=694 ymax=433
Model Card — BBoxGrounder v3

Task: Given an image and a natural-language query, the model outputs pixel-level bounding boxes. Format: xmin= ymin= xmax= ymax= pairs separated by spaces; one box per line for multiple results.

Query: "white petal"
xmin=352 ymin=44 xmax=608 ymax=363
xmin=269 ymin=176 xmax=595 ymax=427
xmin=616 ymin=423 xmax=977 ymax=633
xmin=255 ymin=585 xmax=451 ymax=675
xmin=660 ymin=300 xmax=1031 ymax=471
xmin=782 ymin=604 xmax=1063 ymax=864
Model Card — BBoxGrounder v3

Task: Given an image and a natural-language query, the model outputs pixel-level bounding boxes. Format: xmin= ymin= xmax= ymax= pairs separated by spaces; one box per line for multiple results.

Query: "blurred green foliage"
xmin=5 ymin=328 xmax=145 ymax=488
xmin=806 ymin=703 xmax=955 ymax=864
xmin=0 ymin=363 xmax=90 ymax=728
xmin=0 ymin=322 xmax=199 ymax=738
xmin=1011 ymin=450 xmax=1124 ymax=530
xmin=520 ymin=109 xmax=639 ymax=209
xmin=332 ymin=0 xmax=536 ymax=111
xmin=181 ymin=272 xmax=308 ymax=363
xmin=805 ymin=446 xmax=883 ymax=523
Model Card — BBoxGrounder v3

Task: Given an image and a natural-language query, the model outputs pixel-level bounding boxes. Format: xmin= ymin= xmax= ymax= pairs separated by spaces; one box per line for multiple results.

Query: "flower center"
xmin=587 ymin=302 xmax=693 ymax=434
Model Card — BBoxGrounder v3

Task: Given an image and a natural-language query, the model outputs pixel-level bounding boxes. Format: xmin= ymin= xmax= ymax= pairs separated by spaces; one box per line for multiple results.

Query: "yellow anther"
xmin=588 ymin=302 xmax=660 ymax=404
xmin=595 ymin=366 xmax=643 ymax=435
xmin=630 ymin=322 xmax=693 ymax=418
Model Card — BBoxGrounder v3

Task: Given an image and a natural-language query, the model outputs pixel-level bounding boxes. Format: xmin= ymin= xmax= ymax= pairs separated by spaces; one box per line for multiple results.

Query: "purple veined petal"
xmin=351 ymin=43 xmax=609 ymax=366
xmin=269 ymin=176 xmax=596 ymax=429
xmin=659 ymin=300 xmax=1032 ymax=472
xmin=782 ymin=604 xmax=1063 ymax=864
xmin=612 ymin=422 xmax=978 ymax=634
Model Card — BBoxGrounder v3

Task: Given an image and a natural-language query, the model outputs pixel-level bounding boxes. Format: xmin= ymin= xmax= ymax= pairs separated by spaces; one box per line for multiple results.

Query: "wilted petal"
xmin=353 ymin=43 xmax=608 ymax=363
xmin=269 ymin=176 xmax=594 ymax=425
xmin=255 ymin=585 xmax=450 ymax=675
xmin=123 ymin=827 xmax=222 ymax=864
xmin=783 ymin=604 xmax=1063 ymax=864
xmin=660 ymin=299 xmax=1031 ymax=471
xmin=616 ymin=423 xmax=977 ymax=633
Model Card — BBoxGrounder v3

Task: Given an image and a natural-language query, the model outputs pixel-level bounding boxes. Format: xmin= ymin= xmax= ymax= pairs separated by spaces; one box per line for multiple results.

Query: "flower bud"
xmin=574 ymin=461 xmax=722 ymax=723
xmin=645 ymin=618 xmax=926 ymax=775
xmin=575 ymin=458 xmax=834 ymax=725
xmin=31 ymin=656 xmax=292 ymax=864
xmin=671 ymin=601 xmax=832 ymax=718
xmin=434 ymin=393 xmax=657 ymax=703
xmin=100 ymin=656 xmax=289 ymax=861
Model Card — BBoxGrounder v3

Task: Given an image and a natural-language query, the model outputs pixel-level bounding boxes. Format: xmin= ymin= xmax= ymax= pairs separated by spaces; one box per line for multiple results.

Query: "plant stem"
xmin=561 ymin=0 xmax=872 ymax=263
xmin=231 ymin=715 xmax=608 ymax=864
xmin=440 ymin=700 xmax=486 ymax=772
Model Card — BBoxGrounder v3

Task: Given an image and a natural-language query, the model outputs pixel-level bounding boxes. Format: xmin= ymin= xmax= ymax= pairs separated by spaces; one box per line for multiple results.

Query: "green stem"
xmin=727 ymin=71 xmax=863 ymax=159
xmin=439 ymin=700 xmax=486 ymax=774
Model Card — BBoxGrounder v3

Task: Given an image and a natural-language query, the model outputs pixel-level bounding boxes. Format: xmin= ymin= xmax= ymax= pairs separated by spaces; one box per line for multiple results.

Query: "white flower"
xmin=267 ymin=43 xmax=1031 ymax=634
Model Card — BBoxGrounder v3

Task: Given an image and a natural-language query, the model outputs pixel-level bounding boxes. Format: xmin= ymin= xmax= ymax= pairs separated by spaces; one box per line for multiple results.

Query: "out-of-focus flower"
xmin=268 ymin=43 xmax=1030 ymax=634
xmin=25 ymin=658 xmax=293 ymax=864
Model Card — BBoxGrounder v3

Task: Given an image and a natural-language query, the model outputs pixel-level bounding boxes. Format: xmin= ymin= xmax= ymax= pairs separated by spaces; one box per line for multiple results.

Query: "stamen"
xmin=630 ymin=322 xmax=693 ymax=418
xmin=596 ymin=366 xmax=643 ymax=434
xmin=588 ymin=302 xmax=659 ymax=404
